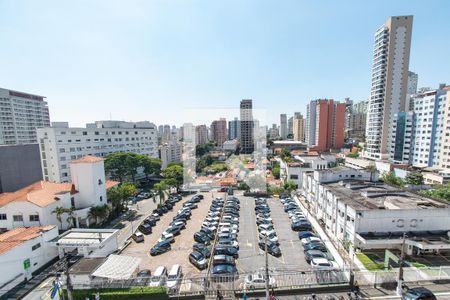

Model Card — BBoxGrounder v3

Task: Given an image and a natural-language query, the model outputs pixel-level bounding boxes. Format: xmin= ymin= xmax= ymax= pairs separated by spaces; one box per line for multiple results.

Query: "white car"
xmin=202 ymin=225 xmax=217 ymax=233
xmin=244 ymin=272 xmax=276 ymax=289
xmin=208 ymin=211 xmax=221 ymax=217
xmin=259 ymin=230 xmax=278 ymax=244
xmin=158 ymin=232 xmax=174 ymax=243
xmin=222 ymin=216 xmax=238 ymax=222
xmin=216 ymin=239 xmax=239 ymax=248
xmin=310 ymin=258 xmax=339 ymax=271
xmin=205 ymin=216 xmax=220 ymax=222
xmin=301 ymin=236 xmax=321 ymax=246
xmin=219 ymin=227 xmax=237 ymax=235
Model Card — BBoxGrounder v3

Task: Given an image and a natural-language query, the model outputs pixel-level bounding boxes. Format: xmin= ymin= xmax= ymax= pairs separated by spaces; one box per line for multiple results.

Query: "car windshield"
xmin=151 ymin=276 xmax=161 ymax=282
xmin=168 ymin=274 xmax=177 ymax=280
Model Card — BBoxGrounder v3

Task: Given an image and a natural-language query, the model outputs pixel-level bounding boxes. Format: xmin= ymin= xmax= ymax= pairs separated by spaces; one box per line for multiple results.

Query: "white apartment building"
xmin=439 ymin=87 xmax=450 ymax=169
xmin=280 ymin=156 xmax=328 ymax=190
xmin=409 ymin=87 xmax=447 ymax=167
xmin=160 ymin=140 xmax=182 ymax=169
xmin=0 ymin=88 xmax=50 ymax=145
xmin=366 ymin=16 xmax=413 ymax=159
xmin=0 ymin=225 xmax=59 ymax=296
xmin=390 ymin=111 xmax=414 ymax=164
xmin=280 ymin=114 xmax=287 ymax=139
xmin=37 ymin=120 xmax=158 ymax=182
xmin=223 ymin=139 xmax=238 ymax=152
xmin=302 ymin=168 xmax=450 ymax=253
xmin=0 ymin=156 xmax=118 ymax=231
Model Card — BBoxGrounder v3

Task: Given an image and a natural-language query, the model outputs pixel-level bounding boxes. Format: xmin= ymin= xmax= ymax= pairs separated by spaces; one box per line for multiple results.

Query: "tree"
xmin=405 ymin=172 xmax=424 ymax=186
xmin=346 ymin=152 xmax=359 ymax=158
xmin=88 ymin=205 xmax=110 ymax=225
xmin=420 ymin=184 xmax=450 ymax=201
xmin=52 ymin=206 xmax=74 ymax=230
xmin=140 ymin=156 xmax=162 ymax=180
xmin=66 ymin=207 xmax=75 ymax=228
xmin=280 ymin=148 xmax=292 ymax=162
xmin=364 ymin=164 xmax=377 ymax=182
xmin=162 ymin=165 xmax=184 ymax=191
xmin=272 ymin=164 xmax=281 ymax=179
xmin=237 ymin=182 xmax=250 ymax=191
xmin=196 ymin=142 xmax=215 ymax=157
xmin=381 ymin=171 xmax=405 ymax=187
xmin=107 ymin=183 xmax=137 ymax=217
xmin=283 ymin=180 xmax=298 ymax=191
xmin=153 ymin=181 xmax=169 ymax=205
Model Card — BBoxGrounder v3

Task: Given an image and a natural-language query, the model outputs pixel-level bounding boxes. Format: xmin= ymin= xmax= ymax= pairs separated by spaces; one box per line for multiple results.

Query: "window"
xmin=0 ymin=214 xmax=6 ymax=220
xmin=98 ymin=179 xmax=103 ymax=185
xmin=32 ymin=243 xmax=41 ymax=251
xmin=13 ymin=215 xmax=23 ymax=222
xmin=71 ymin=197 xmax=75 ymax=207
xmin=100 ymin=196 xmax=103 ymax=202
xmin=29 ymin=215 xmax=40 ymax=222
xmin=290 ymin=175 xmax=298 ymax=180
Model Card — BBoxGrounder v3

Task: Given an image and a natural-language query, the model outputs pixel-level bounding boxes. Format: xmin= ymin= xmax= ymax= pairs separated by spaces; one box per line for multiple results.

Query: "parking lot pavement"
xmin=237 ymin=196 xmax=312 ymax=273
xmin=122 ymin=192 xmax=221 ymax=275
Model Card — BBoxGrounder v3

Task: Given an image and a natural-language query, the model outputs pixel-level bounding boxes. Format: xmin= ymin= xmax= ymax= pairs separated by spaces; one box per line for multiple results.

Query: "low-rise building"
xmin=0 ymin=225 xmax=59 ymax=296
xmin=0 ymin=156 xmax=118 ymax=231
xmin=281 ymin=155 xmax=329 ymax=190
xmin=223 ymin=139 xmax=239 ymax=152
xmin=160 ymin=140 xmax=182 ymax=169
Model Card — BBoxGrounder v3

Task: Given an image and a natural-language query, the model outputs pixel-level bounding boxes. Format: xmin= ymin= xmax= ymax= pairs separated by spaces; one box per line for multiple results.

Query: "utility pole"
xmin=65 ymin=256 xmax=73 ymax=300
xmin=396 ymin=232 xmax=406 ymax=296
xmin=264 ymin=235 xmax=270 ymax=300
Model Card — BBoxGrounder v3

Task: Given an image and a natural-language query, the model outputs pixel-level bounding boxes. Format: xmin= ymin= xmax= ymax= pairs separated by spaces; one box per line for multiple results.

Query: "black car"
xmin=153 ymin=208 xmax=164 ymax=216
xmin=165 ymin=225 xmax=182 ymax=236
xmin=164 ymin=202 xmax=173 ymax=210
xmin=212 ymin=254 xmax=236 ymax=266
xmin=304 ymin=250 xmax=328 ymax=263
xmin=303 ymin=242 xmax=327 ymax=252
xmin=144 ymin=217 xmax=157 ymax=226
xmin=258 ymin=240 xmax=281 ymax=257
xmin=214 ymin=246 xmax=239 ymax=258
xmin=291 ymin=220 xmax=312 ymax=231
xmin=150 ymin=241 xmax=171 ymax=256
xmin=136 ymin=269 xmax=151 ymax=284
xmin=402 ymin=287 xmax=436 ymax=300
xmin=211 ymin=264 xmax=238 ymax=280
xmin=189 ymin=251 xmax=208 ymax=270
xmin=194 ymin=232 xmax=212 ymax=243
xmin=193 ymin=243 xmax=211 ymax=258
xmin=138 ymin=223 xmax=152 ymax=235
xmin=195 ymin=194 xmax=204 ymax=200
xmin=284 ymin=205 xmax=298 ymax=212
xmin=200 ymin=228 xmax=215 ymax=238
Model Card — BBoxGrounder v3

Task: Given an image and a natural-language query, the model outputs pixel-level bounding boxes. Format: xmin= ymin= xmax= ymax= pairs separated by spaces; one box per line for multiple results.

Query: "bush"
xmin=67 ymin=287 xmax=168 ymax=300
xmin=356 ymin=253 xmax=384 ymax=271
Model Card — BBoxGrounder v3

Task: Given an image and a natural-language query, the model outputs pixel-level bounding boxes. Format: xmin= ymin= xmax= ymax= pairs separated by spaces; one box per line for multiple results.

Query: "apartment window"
xmin=290 ymin=175 xmax=298 ymax=180
xmin=29 ymin=215 xmax=40 ymax=222
xmin=32 ymin=243 xmax=41 ymax=251
xmin=100 ymin=196 xmax=103 ymax=202
xmin=95 ymin=131 xmax=99 ymax=135
xmin=71 ymin=197 xmax=75 ymax=207
xmin=82 ymin=131 xmax=87 ymax=135
xmin=0 ymin=214 xmax=6 ymax=220
xmin=59 ymin=148 xmax=65 ymax=153
xmin=62 ymin=172 xmax=68 ymax=177
xmin=13 ymin=215 xmax=23 ymax=222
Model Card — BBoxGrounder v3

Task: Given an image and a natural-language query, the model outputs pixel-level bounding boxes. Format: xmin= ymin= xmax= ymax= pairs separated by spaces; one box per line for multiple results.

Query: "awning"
xmin=92 ymin=255 xmax=141 ymax=280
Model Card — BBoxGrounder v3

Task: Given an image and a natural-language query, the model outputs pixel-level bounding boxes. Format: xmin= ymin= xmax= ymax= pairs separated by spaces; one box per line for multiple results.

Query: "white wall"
xmin=70 ymin=161 xmax=106 ymax=209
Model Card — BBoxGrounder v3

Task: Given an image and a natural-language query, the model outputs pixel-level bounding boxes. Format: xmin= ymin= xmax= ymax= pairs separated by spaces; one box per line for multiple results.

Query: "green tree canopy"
xmin=405 ymin=172 xmax=424 ymax=186
xmin=107 ymin=183 xmax=136 ymax=217
xmin=272 ymin=164 xmax=281 ymax=179
xmin=381 ymin=171 xmax=405 ymax=187
xmin=420 ymin=184 xmax=450 ymax=202
xmin=140 ymin=156 xmax=162 ymax=179
xmin=196 ymin=142 xmax=215 ymax=157
xmin=162 ymin=165 xmax=184 ymax=191
xmin=283 ymin=180 xmax=298 ymax=191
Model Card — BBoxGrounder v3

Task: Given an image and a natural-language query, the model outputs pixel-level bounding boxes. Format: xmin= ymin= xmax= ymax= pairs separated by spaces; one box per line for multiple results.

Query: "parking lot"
xmin=236 ymin=195 xmax=312 ymax=273
xmin=122 ymin=191 xmax=219 ymax=275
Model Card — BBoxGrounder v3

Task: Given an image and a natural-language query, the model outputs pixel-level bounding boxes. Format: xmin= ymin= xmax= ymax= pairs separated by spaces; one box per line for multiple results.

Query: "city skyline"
xmin=1 ymin=1 xmax=449 ymax=127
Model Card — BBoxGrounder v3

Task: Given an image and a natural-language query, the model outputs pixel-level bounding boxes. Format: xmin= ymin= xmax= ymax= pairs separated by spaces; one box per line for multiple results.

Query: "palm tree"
xmin=153 ymin=182 xmax=168 ymax=206
xmin=364 ymin=164 xmax=377 ymax=182
xmin=66 ymin=207 xmax=76 ymax=228
xmin=52 ymin=206 xmax=70 ymax=230
xmin=88 ymin=205 xmax=110 ymax=225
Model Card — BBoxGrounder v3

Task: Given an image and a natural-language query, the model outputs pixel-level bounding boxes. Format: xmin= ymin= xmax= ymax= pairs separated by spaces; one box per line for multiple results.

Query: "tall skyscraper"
xmin=228 ymin=117 xmax=240 ymax=140
xmin=162 ymin=124 xmax=171 ymax=141
xmin=293 ymin=114 xmax=305 ymax=142
xmin=439 ymin=86 xmax=450 ymax=169
xmin=211 ymin=118 xmax=227 ymax=147
xmin=280 ymin=114 xmax=287 ymax=139
xmin=305 ymin=100 xmax=318 ymax=147
xmin=406 ymin=71 xmax=419 ymax=110
xmin=288 ymin=116 xmax=294 ymax=136
xmin=365 ymin=16 xmax=413 ymax=159
xmin=306 ymin=99 xmax=346 ymax=152
xmin=195 ymin=125 xmax=208 ymax=145
xmin=240 ymin=99 xmax=254 ymax=154
xmin=345 ymin=100 xmax=368 ymax=141
xmin=0 ymin=88 xmax=50 ymax=145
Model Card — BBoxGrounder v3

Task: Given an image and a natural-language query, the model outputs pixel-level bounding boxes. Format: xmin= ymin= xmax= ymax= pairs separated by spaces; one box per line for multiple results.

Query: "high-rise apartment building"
xmin=37 ymin=120 xmax=158 ymax=182
xmin=439 ymin=86 xmax=450 ymax=169
xmin=390 ymin=111 xmax=414 ymax=164
xmin=305 ymin=100 xmax=318 ymax=147
xmin=240 ymin=99 xmax=254 ymax=154
xmin=211 ymin=118 xmax=227 ymax=147
xmin=345 ymin=100 xmax=368 ymax=141
xmin=406 ymin=71 xmax=419 ymax=111
xmin=162 ymin=124 xmax=171 ymax=142
xmin=280 ymin=114 xmax=287 ymax=139
xmin=306 ymin=99 xmax=346 ymax=152
xmin=228 ymin=117 xmax=240 ymax=140
xmin=365 ymin=16 xmax=413 ymax=159
xmin=0 ymin=88 xmax=50 ymax=145
xmin=160 ymin=140 xmax=182 ymax=169
xmin=288 ymin=116 xmax=293 ymax=136
xmin=195 ymin=125 xmax=209 ymax=145
xmin=293 ymin=115 xmax=305 ymax=142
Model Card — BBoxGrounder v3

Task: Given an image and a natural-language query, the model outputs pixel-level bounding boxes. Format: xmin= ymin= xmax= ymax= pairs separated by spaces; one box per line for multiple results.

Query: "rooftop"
xmin=0 ymin=226 xmax=56 ymax=255
xmin=0 ymin=181 xmax=77 ymax=208
xmin=70 ymin=155 xmax=104 ymax=164
xmin=52 ymin=228 xmax=118 ymax=247
xmin=323 ymin=180 xmax=449 ymax=211
xmin=70 ymin=257 xmax=107 ymax=274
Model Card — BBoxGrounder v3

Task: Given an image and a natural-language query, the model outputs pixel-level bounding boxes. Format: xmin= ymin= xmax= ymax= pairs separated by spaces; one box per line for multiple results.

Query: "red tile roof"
xmin=105 ymin=180 xmax=120 ymax=189
xmin=0 ymin=181 xmax=77 ymax=208
xmin=70 ymin=155 xmax=104 ymax=164
xmin=0 ymin=225 xmax=56 ymax=254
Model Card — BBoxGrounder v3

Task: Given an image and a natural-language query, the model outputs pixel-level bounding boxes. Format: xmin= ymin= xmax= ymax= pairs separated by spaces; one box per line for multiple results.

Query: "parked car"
xmin=136 ymin=269 xmax=151 ymax=284
xmin=151 ymin=213 xmax=161 ymax=220
xmin=259 ymin=230 xmax=279 ymax=244
xmin=158 ymin=232 xmax=175 ymax=243
xmin=194 ymin=232 xmax=212 ymax=244
xmin=189 ymin=251 xmax=208 ymax=270
xmin=402 ymin=287 xmax=436 ymax=300
xmin=303 ymin=242 xmax=327 ymax=252
xmin=310 ymin=258 xmax=338 ymax=271
xmin=258 ymin=240 xmax=281 ymax=257
xmin=244 ymin=273 xmax=276 ymax=289
xmin=138 ymin=223 xmax=152 ymax=235
xmin=149 ymin=266 xmax=167 ymax=287
xmin=214 ymin=246 xmax=239 ymax=258
xmin=132 ymin=232 xmax=145 ymax=243
xmin=212 ymin=254 xmax=235 ymax=266
xmin=150 ymin=241 xmax=171 ymax=256
xmin=144 ymin=217 xmax=157 ymax=226
xmin=304 ymin=250 xmax=329 ymax=263
xmin=166 ymin=265 xmax=183 ymax=289
xmin=217 ymin=239 xmax=239 ymax=249
xmin=193 ymin=243 xmax=211 ymax=258
xmin=164 ymin=226 xmax=182 ymax=236
xmin=291 ymin=220 xmax=312 ymax=231
xmin=298 ymin=231 xmax=316 ymax=239
xmin=211 ymin=264 xmax=238 ymax=279
xmin=301 ymin=236 xmax=322 ymax=246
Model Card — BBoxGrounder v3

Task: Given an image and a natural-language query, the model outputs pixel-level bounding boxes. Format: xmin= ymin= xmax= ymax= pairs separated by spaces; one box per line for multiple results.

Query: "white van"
xmin=150 ymin=266 xmax=167 ymax=287
xmin=166 ymin=264 xmax=182 ymax=289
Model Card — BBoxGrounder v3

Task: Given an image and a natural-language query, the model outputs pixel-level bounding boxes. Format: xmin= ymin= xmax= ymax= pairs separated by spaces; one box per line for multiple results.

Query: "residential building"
xmin=0 ymin=156 xmax=119 ymax=231
xmin=195 ymin=125 xmax=209 ymax=145
xmin=288 ymin=116 xmax=293 ymax=136
xmin=365 ymin=16 xmax=413 ymax=159
xmin=306 ymin=99 xmax=346 ymax=152
xmin=411 ymin=86 xmax=447 ymax=167
xmin=0 ymin=144 xmax=42 ymax=192
xmin=37 ymin=120 xmax=158 ymax=182
xmin=223 ymin=139 xmax=239 ymax=152
xmin=280 ymin=155 xmax=329 ymax=189
xmin=305 ymin=100 xmax=317 ymax=147
xmin=160 ymin=140 xmax=182 ymax=169
xmin=0 ymin=225 xmax=59 ymax=296
xmin=162 ymin=124 xmax=171 ymax=142
xmin=280 ymin=114 xmax=287 ymax=139
xmin=302 ymin=167 xmax=450 ymax=253
xmin=406 ymin=71 xmax=419 ymax=110
xmin=390 ymin=111 xmax=414 ymax=164
xmin=240 ymin=99 xmax=254 ymax=154
xmin=345 ymin=100 xmax=368 ymax=141
xmin=157 ymin=125 xmax=163 ymax=138
xmin=211 ymin=118 xmax=227 ymax=147
xmin=293 ymin=114 xmax=305 ymax=142
xmin=0 ymin=88 xmax=50 ymax=145
xmin=228 ymin=117 xmax=240 ymax=140
xmin=271 ymin=141 xmax=307 ymax=153
xmin=268 ymin=124 xmax=279 ymax=139
xmin=440 ymin=86 xmax=450 ymax=169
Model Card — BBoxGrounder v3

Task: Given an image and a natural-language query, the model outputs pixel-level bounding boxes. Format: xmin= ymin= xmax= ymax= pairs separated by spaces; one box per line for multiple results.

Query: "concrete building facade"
xmin=293 ymin=115 xmax=305 ymax=142
xmin=160 ymin=140 xmax=182 ymax=169
xmin=390 ymin=111 xmax=414 ymax=164
xmin=280 ymin=114 xmax=287 ymax=139
xmin=0 ymin=88 xmax=50 ymax=145
xmin=195 ymin=125 xmax=209 ymax=146
xmin=211 ymin=118 xmax=227 ymax=147
xmin=366 ymin=16 xmax=413 ymax=159
xmin=37 ymin=121 xmax=158 ymax=183
xmin=240 ymin=99 xmax=254 ymax=154
xmin=228 ymin=117 xmax=240 ymax=140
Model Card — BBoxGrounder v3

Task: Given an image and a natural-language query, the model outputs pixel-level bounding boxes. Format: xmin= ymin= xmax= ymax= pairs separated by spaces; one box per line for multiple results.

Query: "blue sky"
xmin=0 ymin=0 xmax=449 ymax=127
